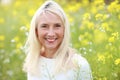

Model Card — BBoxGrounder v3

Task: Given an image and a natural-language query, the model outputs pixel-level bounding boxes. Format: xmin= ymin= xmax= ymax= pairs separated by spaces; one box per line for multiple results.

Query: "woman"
xmin=23 ymin=0 xmax=92 ymax=80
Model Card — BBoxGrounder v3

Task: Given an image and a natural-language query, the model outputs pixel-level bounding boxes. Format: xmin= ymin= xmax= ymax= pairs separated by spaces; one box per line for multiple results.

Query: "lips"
xmin=45 ymin=38 xmax=57 ymax=43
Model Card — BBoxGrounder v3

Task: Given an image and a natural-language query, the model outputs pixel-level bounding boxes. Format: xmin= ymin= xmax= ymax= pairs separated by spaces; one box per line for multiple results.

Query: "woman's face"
xmin=36 ymin=11 xmax=64 ymax=52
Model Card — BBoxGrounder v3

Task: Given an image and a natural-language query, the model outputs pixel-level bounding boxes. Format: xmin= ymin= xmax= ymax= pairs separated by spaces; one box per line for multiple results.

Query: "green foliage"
xmin=0 ymin=0 xmax=120 ymax=80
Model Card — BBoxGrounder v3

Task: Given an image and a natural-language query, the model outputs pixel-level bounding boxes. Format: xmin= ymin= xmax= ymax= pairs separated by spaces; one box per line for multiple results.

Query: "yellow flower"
xmin=13 ymin=36 xmax=19 ymax=42
xmin=95 ymin=13 xmax=103 ymax=21
xmin=112 ymin=32 xmax=119 ymax=39
xmin=16 ymin=43 xmax=22 ymax=49
xmin=67 ymin=3 xmax=81 ymax=12
xmin=28 ymin=9 xmax=35 ymax=16
xmin=82 ymin=0 xmax=89 ymax=7
xmin=115 ymin=58 xmax=120 ymax=65
xmin=83 ymin=13 xmax=91 ymax=20
xmin=107 ymin=1 xmax=119 ymax=13
xmin=91 ymin=7 xmax=97 ymax=14
xmin=98 ymin=5 xmax=104 ymax=11
xmin=103 ymin=14 xmax=110 ymax=20
xmin=0 ymin=35 xmax=5 ymax=41
xmin=88 ymin=22 xmax=94 ymax=29
xmin=108 ymin=37 xmax=115 ymax=43
xmin=0 ymin=18 xmax=4 ymax=23
xmin=97 ymin=54 xmax=105 ymax=63
xmin=108 ymin=32 xmax=119 ymax=42
xmin=14 ymin=1 xmax=21 ymax=7
xmin=94 ymin=0 xmax=104 ymax=6
xmin=81 ymin=39 xmax=89 ymax=46
xmin=101 ymin=22 xmax=109 ymax=31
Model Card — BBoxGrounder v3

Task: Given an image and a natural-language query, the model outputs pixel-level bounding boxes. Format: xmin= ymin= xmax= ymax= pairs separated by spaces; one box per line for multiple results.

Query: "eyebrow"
xmin=40 ymin=22 xmax=62 ymax=24
xmin=40 ymin=23 xmax=61 ymax=26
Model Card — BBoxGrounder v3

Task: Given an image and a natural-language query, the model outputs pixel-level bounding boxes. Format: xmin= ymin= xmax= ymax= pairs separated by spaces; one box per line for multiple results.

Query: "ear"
xmin=35 ymin=28 xmax=38 ymax=37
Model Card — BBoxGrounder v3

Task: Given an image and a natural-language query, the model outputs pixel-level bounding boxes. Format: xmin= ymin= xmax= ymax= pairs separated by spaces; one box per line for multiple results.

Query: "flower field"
xmin=0 ymin=0 xmax=120 ymax=80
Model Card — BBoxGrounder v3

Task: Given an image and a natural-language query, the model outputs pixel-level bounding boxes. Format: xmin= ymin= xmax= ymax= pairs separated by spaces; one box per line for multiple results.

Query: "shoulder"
xmin=71 ymin=52 xmax=92 ymax=75
xmin=71 ymin=53 xmax=93 ymax=80
xmin=68 ymin=48 xmax=90 ymax=68
xmin=72 ymin=53 xmax=90 ymax=68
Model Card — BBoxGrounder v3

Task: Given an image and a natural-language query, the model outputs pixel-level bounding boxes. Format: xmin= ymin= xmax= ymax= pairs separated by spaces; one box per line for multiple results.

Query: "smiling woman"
xmin=23 ymin=0 xmax=92 ymax=80
xmin=36 ymin=11 xmax=64 ymax=58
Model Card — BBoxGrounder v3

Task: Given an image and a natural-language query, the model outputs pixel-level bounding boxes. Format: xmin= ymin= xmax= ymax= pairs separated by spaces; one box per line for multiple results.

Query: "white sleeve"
xmin=73 ymin=54 xmax=93 ymax=80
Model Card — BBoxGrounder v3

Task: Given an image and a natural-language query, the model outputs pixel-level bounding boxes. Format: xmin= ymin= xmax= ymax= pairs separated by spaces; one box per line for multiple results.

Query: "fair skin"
xmin=36 ymin=11 xmax=64 ymax=58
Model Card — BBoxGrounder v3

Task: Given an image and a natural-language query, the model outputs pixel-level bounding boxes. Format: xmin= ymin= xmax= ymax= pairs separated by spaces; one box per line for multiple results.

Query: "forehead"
xmin=37 ymin=11 xmax=63 ymax=24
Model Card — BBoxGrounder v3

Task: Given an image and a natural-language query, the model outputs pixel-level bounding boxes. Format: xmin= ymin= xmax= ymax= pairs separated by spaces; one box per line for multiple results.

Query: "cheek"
xmin=37 ymin=30 xmax=45 ymax=40
xmin=60 ymin=29 xmax=64 ymax=37
xmin=61 ymin=31 xmax=64 ymax=37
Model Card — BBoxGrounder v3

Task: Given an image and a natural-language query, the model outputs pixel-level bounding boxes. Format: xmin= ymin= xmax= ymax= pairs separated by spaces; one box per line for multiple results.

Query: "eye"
xmin=40 ymin=24 xmax=47 ymax=28
xmin=55 ymin=24 xmax=61 ymax=27
xmin=41 ymin=25 xmax=47 ymax=28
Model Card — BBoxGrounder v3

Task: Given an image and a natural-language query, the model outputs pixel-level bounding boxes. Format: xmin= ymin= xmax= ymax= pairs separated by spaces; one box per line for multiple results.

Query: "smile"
xmin=45 ymin=38 xmax=58 ymax=43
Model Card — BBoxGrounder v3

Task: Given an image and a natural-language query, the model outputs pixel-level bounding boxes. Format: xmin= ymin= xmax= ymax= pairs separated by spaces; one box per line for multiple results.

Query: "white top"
xmin=27 ymin=54 xmax=92 ymax=80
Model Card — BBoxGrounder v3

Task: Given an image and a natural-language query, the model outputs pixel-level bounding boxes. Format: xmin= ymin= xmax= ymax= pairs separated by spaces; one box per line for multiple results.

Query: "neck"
xmin=41 ymin=49 xmax=57 ymax=58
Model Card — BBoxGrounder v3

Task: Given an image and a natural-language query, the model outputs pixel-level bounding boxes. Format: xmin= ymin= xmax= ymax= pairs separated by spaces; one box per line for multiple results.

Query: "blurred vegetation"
xmin=0 ymin=0 xmax=120 ymax=80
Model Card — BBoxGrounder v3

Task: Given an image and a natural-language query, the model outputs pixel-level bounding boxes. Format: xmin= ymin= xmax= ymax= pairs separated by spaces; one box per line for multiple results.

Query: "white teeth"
xmin=46 ymin=38 xmax=56 ymax=42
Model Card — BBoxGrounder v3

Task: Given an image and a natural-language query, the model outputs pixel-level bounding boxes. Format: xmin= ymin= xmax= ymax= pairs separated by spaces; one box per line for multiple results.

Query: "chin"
xmin=46 ymin=45 xmax=58 ymax=50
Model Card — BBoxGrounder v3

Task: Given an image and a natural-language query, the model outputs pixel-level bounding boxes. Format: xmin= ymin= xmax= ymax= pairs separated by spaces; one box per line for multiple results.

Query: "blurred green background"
xmin=0 ymin=0 xmax=120 ymax=80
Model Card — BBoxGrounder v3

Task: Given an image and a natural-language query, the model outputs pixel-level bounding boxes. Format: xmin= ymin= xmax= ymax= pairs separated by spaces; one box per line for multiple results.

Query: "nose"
xmin=47 ymin=28 xmax=55 ymax=37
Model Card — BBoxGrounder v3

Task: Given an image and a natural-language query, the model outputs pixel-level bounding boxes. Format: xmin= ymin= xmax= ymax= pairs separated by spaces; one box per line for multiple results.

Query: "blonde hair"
xmin=23 ymin=0 xmax=73 ymax=75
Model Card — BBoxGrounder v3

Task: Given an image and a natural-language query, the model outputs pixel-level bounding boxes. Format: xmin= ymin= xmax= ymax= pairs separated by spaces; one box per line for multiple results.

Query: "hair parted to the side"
xmin=23 ymin=0 xmax=74 ymax=75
